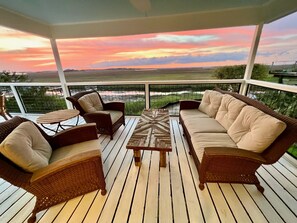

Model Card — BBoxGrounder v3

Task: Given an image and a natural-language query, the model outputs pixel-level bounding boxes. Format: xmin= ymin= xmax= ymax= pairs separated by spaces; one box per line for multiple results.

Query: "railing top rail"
xmin=0 ymin=79 xmax=243 ymax=87
xmin=0 ymin=82 xmax=62 ymax=87
xmin=247 ymin=79 xmax=297 ymax=94
xmin=1 ymin=79 xmax=296 ymax=94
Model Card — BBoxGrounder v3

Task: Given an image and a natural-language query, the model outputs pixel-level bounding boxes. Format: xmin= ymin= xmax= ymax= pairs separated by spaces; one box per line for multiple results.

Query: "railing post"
xmin=145 ymin=83 xmax=150 ymax=109
xmin=240 ymin=23 xmax=263 ymax=95
xmin=10 ymin=85 xmax=26 ymax=115
xmin=50 ymin=38 xmax=72 ymax=109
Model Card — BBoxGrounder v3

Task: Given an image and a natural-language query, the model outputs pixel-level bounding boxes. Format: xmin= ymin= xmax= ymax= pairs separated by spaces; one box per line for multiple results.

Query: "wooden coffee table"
xmin=126 ymin=109 xmax=172 ymax=167
xmin=37 ymin=109 xmax=79 ymax=133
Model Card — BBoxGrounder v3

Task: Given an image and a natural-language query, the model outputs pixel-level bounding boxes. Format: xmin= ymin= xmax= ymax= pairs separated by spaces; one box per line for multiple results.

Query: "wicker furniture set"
xmin=179 ymin=89 xmax=297 ymax=192
xmin=1 ymin=89 xmax=297 ymax=222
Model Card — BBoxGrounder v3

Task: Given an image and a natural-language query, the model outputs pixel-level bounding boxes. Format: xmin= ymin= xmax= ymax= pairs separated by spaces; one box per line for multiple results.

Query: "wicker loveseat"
xmin=179 ymin=89 xmax=297 ymax=192
xmin=0 ymin=116 xmax=106 ymax=222
xmin=67 ymin=90 xmax=125 ymax=140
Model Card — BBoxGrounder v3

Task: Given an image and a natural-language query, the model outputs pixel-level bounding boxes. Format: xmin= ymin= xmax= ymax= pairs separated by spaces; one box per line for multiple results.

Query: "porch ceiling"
xmin=0 ymin=0 xmax=297 ymax=39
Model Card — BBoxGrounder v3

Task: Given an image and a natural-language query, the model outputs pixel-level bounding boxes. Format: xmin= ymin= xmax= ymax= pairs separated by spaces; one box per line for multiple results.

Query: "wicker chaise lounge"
xmin=0 ymin=116 xmax=106 ymax=223
xmin=179 ymin=89 xmax=297 ymax=192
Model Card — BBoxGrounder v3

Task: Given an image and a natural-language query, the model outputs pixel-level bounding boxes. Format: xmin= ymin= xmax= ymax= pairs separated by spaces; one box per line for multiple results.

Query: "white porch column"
xmin=240 ymin=23 xmax=263 ymax=95
xmin=50 ymin=38 xmax=72 ymax=108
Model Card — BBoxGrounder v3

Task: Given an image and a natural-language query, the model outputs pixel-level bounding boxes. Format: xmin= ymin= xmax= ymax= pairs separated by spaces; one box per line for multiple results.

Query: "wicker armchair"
xmin=0 ymin=116 xmax=106 ymax=223
xmin=67 ymin=90 xmax=125 ymax=140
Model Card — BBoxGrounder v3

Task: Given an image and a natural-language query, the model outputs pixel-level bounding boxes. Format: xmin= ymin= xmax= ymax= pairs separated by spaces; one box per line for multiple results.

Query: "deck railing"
xmin=1 ymin=79 xmax=296 ymax=118
xmin=0 ymin=79 xmax=242 ymax=116
xmin=1 ymin=79 xmax=296 ymax=158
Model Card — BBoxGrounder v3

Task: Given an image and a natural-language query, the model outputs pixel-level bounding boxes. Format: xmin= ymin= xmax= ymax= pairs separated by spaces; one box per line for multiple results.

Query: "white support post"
xmin=10 ymin=85 xmax=26 ymax=114
xmin=240 ymin=23 xmax=263 ymax=95
xmin=145 ymin=83 xmax=150 ymax=109
xmin=50 ymin=38 xmax=72 ymax=108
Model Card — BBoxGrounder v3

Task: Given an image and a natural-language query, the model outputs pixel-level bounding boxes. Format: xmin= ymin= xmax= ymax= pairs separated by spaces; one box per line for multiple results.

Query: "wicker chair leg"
xmin=27 ymin=212 xmax=37 ymax=223
xmin=199 ymin=183 xmax=205 ymax=190
xmin=256 ymin=183 xmax=264 ymax=193
xmin=101 ymin=188 xmax=107 ymax=195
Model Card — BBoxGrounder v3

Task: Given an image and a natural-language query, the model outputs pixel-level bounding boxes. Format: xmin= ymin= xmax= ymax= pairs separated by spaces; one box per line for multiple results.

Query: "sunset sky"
xmin=0 ymin=12 xmax=296 ymax=72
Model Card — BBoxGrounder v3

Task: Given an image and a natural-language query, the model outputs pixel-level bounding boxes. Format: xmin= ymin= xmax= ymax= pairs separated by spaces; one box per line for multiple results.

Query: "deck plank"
xmin=231 ymin=184 xmax=268 ymax=223
xmin=219 ymin=183 xmax=252 ymax=222
xmin=207 ymin=183 xmax=236 ymax=223
xmin=172 ymin=120 xmax=204 ymax=223
xmin=128 ymin=151 xmax=151 ymax=223
xmin=159 ymin=156 xmax=173 ymax=223
xmin=143 ymin=151 xmax=159 ymax=223
xmin=168 ymin=120 xmax=188 ymax=223
xmin=178 ymin=119 xmax=220 ymax=223
xmin=0 ymin=116 xmax=297 ymax=223
xmin=257 ymin=171 xmax=297 ymax=222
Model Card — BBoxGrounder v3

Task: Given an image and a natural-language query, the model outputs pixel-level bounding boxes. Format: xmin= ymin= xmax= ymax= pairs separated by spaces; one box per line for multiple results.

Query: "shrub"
xmin=214 ymin=64 xmax=268 ymax=80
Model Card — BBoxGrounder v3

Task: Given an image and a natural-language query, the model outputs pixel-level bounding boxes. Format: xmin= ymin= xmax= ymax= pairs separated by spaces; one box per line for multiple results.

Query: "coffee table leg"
xmin=133 ymin=150 xmax=141 ymax=166
xmin=160 ymin=151 xmax=166 ymax=167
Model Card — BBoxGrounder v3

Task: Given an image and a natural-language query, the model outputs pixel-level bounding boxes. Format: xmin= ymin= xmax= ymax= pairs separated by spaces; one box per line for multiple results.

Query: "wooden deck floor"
xmin=0 ymin=115 xmax=297 ymax=223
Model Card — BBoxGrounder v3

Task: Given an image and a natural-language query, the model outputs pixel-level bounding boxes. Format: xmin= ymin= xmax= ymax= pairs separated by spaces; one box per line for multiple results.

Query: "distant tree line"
xmin=0 ymin=70 xmax=29 ymax=82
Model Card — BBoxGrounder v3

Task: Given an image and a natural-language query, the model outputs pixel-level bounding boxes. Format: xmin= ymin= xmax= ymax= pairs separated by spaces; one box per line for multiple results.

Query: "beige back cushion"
xmin=0 ymin=122 xmax=52 ymax=172
xmin=78 ymin=92 xmax=103 ymax=113
xmin=198 ymin=90 xmax=223 ymax=118
xmin=228 ymin=106 xmax=287 ymax=153
xmin=215 ymin=94 xmax=246 ymax=129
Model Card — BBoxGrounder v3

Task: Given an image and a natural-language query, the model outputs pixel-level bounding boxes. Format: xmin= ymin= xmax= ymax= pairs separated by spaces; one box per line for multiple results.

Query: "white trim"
xmin=10 ymin=85 xmax=26 ymax=115
xmin=240 ymin=24 xmax=263 ymax=95
xmin=65 ymin=79 xmax=244 ymax=86
xmin=50 ymin=38 xmax=71 ymax=108
xmin=247 ymin=79 xmax=297 ymax=94
xmin=145 ymin=83 xmax=150 ymax=109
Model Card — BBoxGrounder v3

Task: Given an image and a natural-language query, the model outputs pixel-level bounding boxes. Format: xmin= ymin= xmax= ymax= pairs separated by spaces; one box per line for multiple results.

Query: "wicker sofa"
xmin=0 ymin=116 xmax=106 ymax=222
xmin=179 ymin=89 xmax=297 ymax=192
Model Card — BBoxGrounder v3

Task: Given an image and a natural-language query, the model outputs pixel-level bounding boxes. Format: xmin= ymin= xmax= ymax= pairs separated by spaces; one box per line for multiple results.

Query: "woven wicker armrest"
xmin=50 ymin=123 xmax=98 ymax=149
xmin=104 ymin=101 xmax=125 ymax=112
xmin=31 ymin=150 xmax=101 ymax=182
xmin=179 ymin=100 xmax=200 ymax=110
xmin=203 ymin=147 xmax=266 ymax=163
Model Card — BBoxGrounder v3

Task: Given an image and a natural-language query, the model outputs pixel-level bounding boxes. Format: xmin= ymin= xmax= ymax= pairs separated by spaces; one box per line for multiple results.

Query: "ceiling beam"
xmin=263 ymin=0 xmax=297 ymax=23
xmin=0 ymin=7 xmax=51 ymax=38
xmin=50 ymin=6 xmax=263 ymax=39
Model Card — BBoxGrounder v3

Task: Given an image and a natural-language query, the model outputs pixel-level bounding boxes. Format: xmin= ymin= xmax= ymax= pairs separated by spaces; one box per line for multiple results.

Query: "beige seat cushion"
xmin=191 ymin=133 xmax=237 ymax=162
xmin=184 ymin=117 xmax=227 ymax=135
xmin=180 ymin=109 xmax=209 ymax=121
xmin=78 ymin=92 xmax=103 ymax=113
xmin=92 ymin=110 xmax=123 ymax=124
xmin=215 ymin=94 xmax=246 ymax=130
xmin=228 ymin=106 xmax=287 ymax=153
xmin=50 ymin=139 xmax=101 ymax=163
xmin=198 ymin=90 xmax=223 ymax=118
xmin=0 ymin=122 xmax=52 ymax=172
